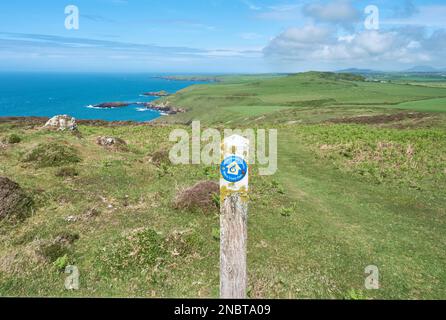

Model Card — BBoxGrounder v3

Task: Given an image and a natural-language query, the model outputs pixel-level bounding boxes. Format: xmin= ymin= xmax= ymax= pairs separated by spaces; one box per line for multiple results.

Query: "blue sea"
xmin=0 ymin=73 xmax=205 ymax=122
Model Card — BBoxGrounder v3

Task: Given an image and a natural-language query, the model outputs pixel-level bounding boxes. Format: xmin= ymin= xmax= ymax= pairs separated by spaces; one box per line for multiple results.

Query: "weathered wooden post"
xmin=220 ymin=134 xmax=249 ymax=298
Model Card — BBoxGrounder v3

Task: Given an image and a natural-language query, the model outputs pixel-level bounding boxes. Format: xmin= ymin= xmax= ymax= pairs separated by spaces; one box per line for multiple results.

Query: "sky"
xmin=0 ymin=0 xmax=445 ymax=73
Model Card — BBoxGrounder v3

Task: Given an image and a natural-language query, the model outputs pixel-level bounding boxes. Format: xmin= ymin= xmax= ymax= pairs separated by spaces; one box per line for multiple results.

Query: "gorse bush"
xmin=53 ymin=254 xmax=69 ymax=271
xmin=6 ymin=134 xmax=22 ymax=144
xmin=297 ymin=124 xmax=446 ymax=190
xmin=173 ymin=181 xmax=219 ymax=213
xmin=149 ymin=148 xmax=171 ymax=166
xmin=55 ymin=166 xmax=79 ymax=178
xmin=22 ymin=142 xmax=81 ymax=168
xmin=280 ymin=207 xmax=293 ymax=217
xmin=0 ymin=176 xmax=34 ymax=222
xmin=39 ymin=242 xmax=69 ymax=263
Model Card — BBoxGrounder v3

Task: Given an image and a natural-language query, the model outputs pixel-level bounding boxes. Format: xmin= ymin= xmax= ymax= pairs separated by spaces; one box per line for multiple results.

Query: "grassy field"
xmin=395 ymin=97 xmax=446 ymax=113
xmin=156 ymin=72 xmax=446 ymax=125
xmin=1 ymin=72 xmax=445 ymax=299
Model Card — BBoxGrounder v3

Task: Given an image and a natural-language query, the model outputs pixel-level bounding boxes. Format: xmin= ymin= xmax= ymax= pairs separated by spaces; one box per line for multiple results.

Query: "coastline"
xmin=0 ymin=73 xmax=203 ymax=123
xmin=88 ymin=101 xmax=186 ymax=115
xmin=153 ymin=75 xmax=219 ymax=82
xmin=0 ymin=116 xmax=165 ymax=126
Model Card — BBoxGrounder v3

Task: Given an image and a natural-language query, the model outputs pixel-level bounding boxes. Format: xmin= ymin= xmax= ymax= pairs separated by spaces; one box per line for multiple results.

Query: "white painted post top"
xmin=220 ymin=134 xmax=249 ymax=192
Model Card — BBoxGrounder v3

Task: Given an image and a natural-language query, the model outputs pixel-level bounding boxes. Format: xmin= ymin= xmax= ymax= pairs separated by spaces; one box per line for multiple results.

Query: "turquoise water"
xmin=0 ymin=73 xmax=204 ymax=122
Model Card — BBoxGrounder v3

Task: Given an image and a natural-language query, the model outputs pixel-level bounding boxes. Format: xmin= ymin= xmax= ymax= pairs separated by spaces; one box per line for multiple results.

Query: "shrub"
xmin=22 ymin=142 xmax=81 ymax=168
xmin=38 ymin=242 xmax=69 ymax=262
xmin=280 ymin=207 xmax=293 ymax=217
xmin=55 ymin=167 xmax=79 ymax=178
xmin=174 ymin=181 xmax=219 ymax=213
xmin=54 ymin=231 xmax=80 ymax=245
xmin=0 ymin=176 xmax=34 ymax=222
xmin=53 ymin=254 xmax=69 ymax=271
xmin=148 ymin=148 xmax=171 ymax=166
xmin=345 ymin=289 xmax=366 ymax=300
xmin=38 ymin=232 xmax=79 ymax=262
xmin=212 ymin=227 xmax=220 ymax=241
xmin=164 ymin=230 xmax=203 ymax=257
xmin=6 ymin=134 xmax=21 ymax=144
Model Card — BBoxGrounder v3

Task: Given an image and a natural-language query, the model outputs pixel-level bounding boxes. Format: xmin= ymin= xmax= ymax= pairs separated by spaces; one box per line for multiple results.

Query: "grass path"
xmin=252 ymin=128 xmax=446 ymax=299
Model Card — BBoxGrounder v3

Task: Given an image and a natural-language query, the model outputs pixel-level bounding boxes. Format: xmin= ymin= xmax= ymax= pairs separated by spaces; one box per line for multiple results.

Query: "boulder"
xmin=142 ymin=90 xmax=170 ymax=97
xmin=96 ymin=136 xmax=128 ymax=151
xmin=44 ymin=115 xmax=77 ymax=131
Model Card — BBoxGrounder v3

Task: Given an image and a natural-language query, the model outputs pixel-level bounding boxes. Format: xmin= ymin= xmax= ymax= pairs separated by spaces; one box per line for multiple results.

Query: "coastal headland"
xmin=91 ymin=101 xmax=186 ymax=115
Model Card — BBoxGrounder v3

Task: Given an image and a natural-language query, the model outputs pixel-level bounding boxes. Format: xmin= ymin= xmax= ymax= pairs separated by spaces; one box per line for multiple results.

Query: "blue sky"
xmin=0 ymin=0 xmax=445 ymax=72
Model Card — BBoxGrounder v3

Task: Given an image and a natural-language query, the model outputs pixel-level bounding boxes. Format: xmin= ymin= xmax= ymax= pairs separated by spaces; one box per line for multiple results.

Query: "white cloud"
xmin=303 ymin=0 xmax=360 ymax=25
xmin=392 ymin=0 xmax=419 ymax=18
xmin=264 ymin=25 xmax=446 ymax=67
xmin=383 ymin=5 xmax=446 ymax=28
xmin=274 ymin=25 xmax=332 ymax=46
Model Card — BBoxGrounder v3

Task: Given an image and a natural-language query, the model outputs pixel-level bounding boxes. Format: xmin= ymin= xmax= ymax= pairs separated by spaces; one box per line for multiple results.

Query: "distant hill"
xmin=338 ymin=66 xmax=446 ymax=74
xmin=405 ymin=66 xmax=438 ymax=73
xmin=301 ymin=71 xmax=366 ymax=82
xmin=337 ymin=68 xmax=378 ymax=74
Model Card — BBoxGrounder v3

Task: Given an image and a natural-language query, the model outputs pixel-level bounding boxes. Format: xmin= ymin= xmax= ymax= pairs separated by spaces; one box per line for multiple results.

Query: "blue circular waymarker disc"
xmin=220 ymin=155 xmax=248 ymax=183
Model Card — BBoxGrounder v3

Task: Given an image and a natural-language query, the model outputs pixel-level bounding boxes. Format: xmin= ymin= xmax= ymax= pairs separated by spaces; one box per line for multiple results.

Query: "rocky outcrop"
xmin=91 ymin=101 xmax=185 ymax=114
xmin=146 ymin=101 xmax=186 ymax=114
xmin=96 ymin=136 xmax=128 ymax=151
xmin=44 ymin=115 xmax=77 ymax=131
xmin=142 ymin=90 xmax=170 ymax=97
xmin=92 ymin=102 xmax=130 ymax=109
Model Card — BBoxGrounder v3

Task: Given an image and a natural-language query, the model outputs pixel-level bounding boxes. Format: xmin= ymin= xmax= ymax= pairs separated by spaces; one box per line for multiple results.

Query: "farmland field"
xmin=395 ymin=97 xmax=446 ymax=113
xmin=158 ymin=72 xmax=446 ymax=125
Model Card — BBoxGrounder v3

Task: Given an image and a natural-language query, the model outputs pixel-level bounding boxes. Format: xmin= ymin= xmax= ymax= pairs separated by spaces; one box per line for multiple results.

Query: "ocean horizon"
xmin=0 ymin=73 xmax=206 ymax=122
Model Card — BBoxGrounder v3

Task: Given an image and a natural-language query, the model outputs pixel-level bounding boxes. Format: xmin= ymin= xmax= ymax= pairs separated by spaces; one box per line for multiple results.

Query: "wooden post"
xmin=220 ymin=134 xmax=249 ymax=299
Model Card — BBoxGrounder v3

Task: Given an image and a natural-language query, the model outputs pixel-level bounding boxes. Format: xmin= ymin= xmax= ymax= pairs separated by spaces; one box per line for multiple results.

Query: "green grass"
xmin=155 ymin=72 xmax=446 ymax=125
xmin=1 ymin=120 xmax=445 ymax=298
xmin=1 ymin=72 xmax=446 ymax=299
xmin=395 ymin=97 xmax=446 ymax=113
xmin=272 ymin=126 xmax=445 ymax=299
xmin=22 ymin=141 xmax=81 ymax=168
xmin=223 ymin=105 xmax=292 ymax=116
